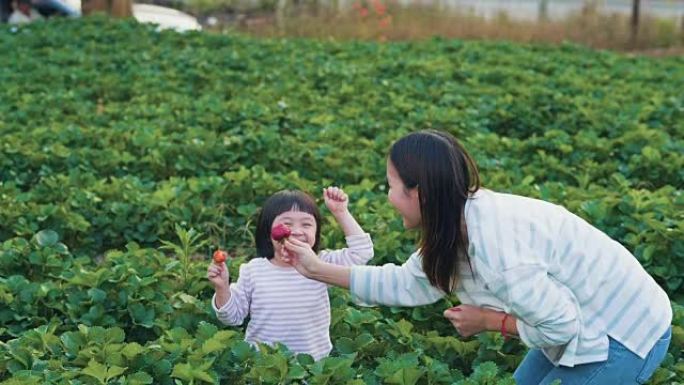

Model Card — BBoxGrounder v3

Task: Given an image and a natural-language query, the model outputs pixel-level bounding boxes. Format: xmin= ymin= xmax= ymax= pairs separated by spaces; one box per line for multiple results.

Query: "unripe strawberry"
xmin=271 ymin=224 xmax=291 ymax=242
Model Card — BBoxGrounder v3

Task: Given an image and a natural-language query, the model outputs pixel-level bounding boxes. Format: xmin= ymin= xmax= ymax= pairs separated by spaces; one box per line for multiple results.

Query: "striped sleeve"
xmin=484 ymin=263 xmax=580 ymax=350
xmin=319 ymin=233 xmax=374 ymax=266
xmin=213 ymin=263 xmax=253 ymax=326
xmin=349 ymin=251 xmax=446 ymax=306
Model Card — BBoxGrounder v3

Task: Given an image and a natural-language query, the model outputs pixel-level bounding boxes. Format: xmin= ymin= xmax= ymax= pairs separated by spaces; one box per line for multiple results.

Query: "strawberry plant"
xmin=0 ymin=17 xmax=682 ymax=384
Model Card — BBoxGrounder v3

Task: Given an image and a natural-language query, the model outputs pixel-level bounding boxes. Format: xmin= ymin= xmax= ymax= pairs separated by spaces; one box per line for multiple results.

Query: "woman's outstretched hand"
xmin=283 ymin=237 xmax=321 ymax=277
xmin=283 ymin=237 xmax=352 ymax=288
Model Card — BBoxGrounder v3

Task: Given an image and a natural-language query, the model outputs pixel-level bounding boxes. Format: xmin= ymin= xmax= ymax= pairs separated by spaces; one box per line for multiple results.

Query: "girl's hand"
xmin=323 ymin=186 xmax=349 ymax=216
xmin=443 ymin=304 xmax=489 ymax=337
xmin=207 ymin=261 xmax=229 ymax=289
xmin=283 ymin=237 xmax=321 ymax=277
xmin=323 ymin=186 xmax=365 ymax=237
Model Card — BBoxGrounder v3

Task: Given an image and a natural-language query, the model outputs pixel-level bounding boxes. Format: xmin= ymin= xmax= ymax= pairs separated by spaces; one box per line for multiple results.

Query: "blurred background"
xmin=1 ymin=0 xmax=683 ymax=52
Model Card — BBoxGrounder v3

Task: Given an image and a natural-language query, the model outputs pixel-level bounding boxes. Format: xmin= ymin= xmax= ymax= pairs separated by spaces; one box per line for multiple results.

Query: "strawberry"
xmin=213 ymin=249 xmax=228 ymax=263
xmin=271 ymin=224 xmax=291 ymax=242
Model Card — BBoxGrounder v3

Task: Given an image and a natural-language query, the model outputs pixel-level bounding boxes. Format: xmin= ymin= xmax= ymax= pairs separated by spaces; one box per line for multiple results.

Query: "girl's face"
xmin=271 ymin=209 xmax=317 ymax=265
xmin=387 ymin=159 xmax=422 ymax=229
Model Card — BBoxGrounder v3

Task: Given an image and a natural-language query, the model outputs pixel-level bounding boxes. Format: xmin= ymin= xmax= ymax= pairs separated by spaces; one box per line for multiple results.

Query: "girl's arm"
xmin=214 ymin=286 xmax=231 ymax=309
xmin=323 ymin=186 xmax=365 ymax=237
xmin=208 ymin=261 xmax=231 ymax=307
xmin=211 ymin=264 xmax=253 ymax=326
xmin=319 ymin=233 xmax=374 ymax=266
xmin=320 ymin=187 xmax=374 ymax=266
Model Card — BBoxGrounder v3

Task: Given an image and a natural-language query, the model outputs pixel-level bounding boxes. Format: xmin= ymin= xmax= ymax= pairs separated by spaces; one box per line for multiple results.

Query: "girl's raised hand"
xmin=207 ymin=261 xmax=229 ymax=289
xmin=283 ymin=237 xmax=321 ymax=277
xmin=323 ymin=186 xmax=348 ymax=215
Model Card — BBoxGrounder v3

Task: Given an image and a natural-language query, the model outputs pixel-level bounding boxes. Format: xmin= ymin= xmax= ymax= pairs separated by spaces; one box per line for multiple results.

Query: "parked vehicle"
xmin=1 ymin=0 xmax=200 ymax=32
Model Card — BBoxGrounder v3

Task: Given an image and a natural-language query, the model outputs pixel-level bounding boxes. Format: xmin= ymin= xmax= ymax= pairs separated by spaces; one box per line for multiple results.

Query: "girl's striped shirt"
xmin=213 ymin=233 xmax=374 ymax=360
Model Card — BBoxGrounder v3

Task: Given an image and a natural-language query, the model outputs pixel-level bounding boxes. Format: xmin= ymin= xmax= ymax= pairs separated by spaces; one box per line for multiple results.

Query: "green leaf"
xmin=470 ymin=361 xmax=498 ymax=380
xmin=202 ymin=330 xmax=237 ymax=354
xmin=60 ymin=332 xmax=85 ymax=355
xmin=195 ymin=321 xmax=219 ymax=341
xmin=125 ymin=372 xmax=154 ymax=385
xmin=34 ymin=230 xmax=59 ymax=247
xmin=171 ymin=363 xmax=193 ymax=382
xmin=286 ymin=365 xmax=307 ymax=380
xmin=194 ymin=370 xmax=215 ymax=383
xmin=106 ymin=328 xmax=126 ymax=344
xmin=231 ymin=341 xmax=255 ymax=362
xmin=335 ymin=337 xmax=355 ymax=354
xmin=82 ymin=359 xmax=108 ymax=383
xmin=122 ymin=343 xmax=144 ymax=360
xmin=201 ymin=337 xmax=225 ymax=355
xmin=386 ymin=367 xmax=425 ymax=385
xmin=355 ymin=333 xmax=374 ymax=348
xmin=88 ymin=288 xmax=107 ymax=303
xmin=296 ymin=353 xmax=315 ymax=366
xmin=107 ymin=365 xmax=127 ymax=379
xmin=129 ymin=303 xmax=155 ymax=328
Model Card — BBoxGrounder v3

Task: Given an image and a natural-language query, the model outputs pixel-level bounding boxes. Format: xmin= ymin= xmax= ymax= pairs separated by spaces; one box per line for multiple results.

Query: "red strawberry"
xmin=213 ymin=249 xmax=228 ymax=263
xmin=271 ymin=224 xmax=291 ymax=242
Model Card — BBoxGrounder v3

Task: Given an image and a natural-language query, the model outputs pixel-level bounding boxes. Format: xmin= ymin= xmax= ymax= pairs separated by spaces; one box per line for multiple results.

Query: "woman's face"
xmin=387 ymin=159 xmax=421 ymax=229
xmin=271 ymin=209 xmax=317 ymax=263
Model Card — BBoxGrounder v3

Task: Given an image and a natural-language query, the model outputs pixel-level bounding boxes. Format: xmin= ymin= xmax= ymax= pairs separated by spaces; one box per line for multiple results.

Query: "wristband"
xmin=501 ymin=313 xmax=510 ymax=340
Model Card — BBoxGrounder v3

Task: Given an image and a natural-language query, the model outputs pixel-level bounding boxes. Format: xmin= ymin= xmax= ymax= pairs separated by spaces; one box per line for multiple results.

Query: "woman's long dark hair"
xmin=254 ymin=190 xmax=322 ymax=259
xmin=389 ymin=130 xmax=480 ymax=293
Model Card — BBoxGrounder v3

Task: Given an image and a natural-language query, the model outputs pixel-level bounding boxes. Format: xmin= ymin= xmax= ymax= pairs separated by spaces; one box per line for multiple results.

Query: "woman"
xmin=283 ymin=130 xmax=672 ymax=384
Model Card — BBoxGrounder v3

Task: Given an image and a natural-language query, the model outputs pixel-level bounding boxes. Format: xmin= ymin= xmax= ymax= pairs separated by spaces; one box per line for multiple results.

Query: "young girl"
xmin=284 ymin=130 xmax=672 ymax=384
xmin=206 ymin=187 xmax=374 ymax=360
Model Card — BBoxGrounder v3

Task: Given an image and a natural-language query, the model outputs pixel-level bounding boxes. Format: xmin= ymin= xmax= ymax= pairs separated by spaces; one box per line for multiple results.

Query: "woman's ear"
xmin=408 ymin=185 xmax=420 ymax=202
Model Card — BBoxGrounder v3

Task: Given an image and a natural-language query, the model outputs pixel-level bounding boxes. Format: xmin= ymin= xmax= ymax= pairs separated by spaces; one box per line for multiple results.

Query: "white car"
xmin=130 ymin=3 xmax=201 ymax=32
xmin=2 ymin=0 xmax=201 ymax=32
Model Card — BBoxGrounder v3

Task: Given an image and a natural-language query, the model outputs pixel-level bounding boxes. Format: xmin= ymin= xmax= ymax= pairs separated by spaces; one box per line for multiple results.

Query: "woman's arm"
xmin=284 ymin=237 xmax=351 ymax=287
xmin=284 ymin=238 xmax=445 ymax=306
xmin=443 ymin=304 xmax=519 ymax=338
xmin=306 ymin=260 xmax=351 ymax=288
xmin=485 ymin=264 xmax=580 ymax=348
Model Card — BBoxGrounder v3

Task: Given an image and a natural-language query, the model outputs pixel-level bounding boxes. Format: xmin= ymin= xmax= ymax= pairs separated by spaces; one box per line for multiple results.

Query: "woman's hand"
xmin=283 ymin=237 xmax=322 ymax=277
xmin=443 ymin=304 xmax=492 ymax=337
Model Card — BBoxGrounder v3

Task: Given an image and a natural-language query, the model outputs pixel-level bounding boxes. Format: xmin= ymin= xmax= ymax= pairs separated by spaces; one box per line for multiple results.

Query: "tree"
xmin=630 ymin=0 xmax=640 ymax=45
xmin=82 ymin=0 xmax=133 ymax=17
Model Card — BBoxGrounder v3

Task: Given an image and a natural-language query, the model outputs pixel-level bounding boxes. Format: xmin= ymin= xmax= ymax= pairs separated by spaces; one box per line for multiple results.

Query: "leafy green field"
xmin=0 ymin=17 xmax=682 ymax=384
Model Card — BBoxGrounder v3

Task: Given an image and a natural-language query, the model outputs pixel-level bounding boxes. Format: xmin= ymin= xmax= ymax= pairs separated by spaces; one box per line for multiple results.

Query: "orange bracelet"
xmin=501 ymin=313 xmax=510 ymax=340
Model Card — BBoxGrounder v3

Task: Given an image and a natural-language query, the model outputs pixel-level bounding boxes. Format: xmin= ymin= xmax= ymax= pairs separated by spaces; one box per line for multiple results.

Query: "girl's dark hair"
xmin=389 ymin=130 xmax=480 ymax=293
xmin=254 ymin=190 xmax=322 ymax=259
